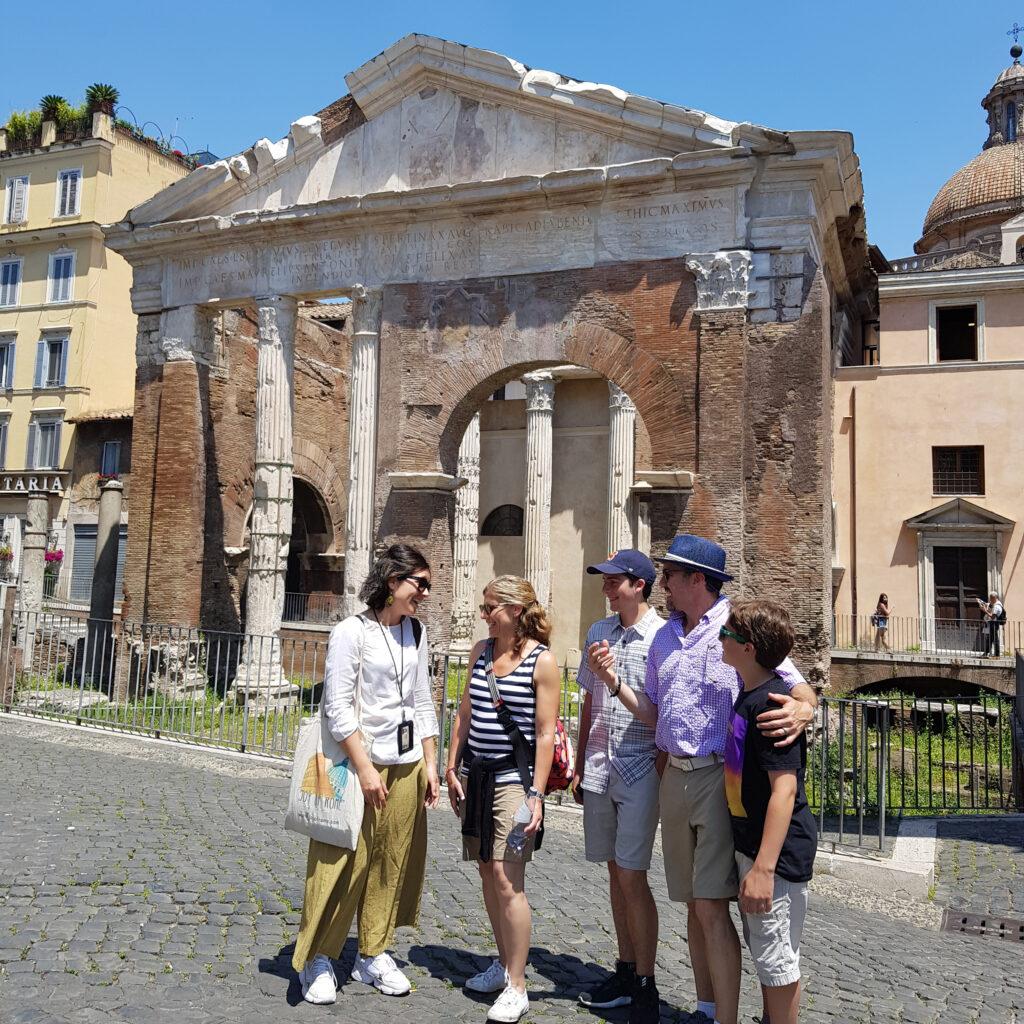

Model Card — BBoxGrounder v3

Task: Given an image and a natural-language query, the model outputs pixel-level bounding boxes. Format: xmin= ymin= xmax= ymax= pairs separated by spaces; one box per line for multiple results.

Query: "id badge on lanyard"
xmin=397 ymin=719 xmax=414 ymax=755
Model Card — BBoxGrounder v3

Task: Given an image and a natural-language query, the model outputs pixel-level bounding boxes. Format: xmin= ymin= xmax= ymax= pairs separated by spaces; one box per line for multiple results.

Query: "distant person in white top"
xmin=292 ymin=544 xmax=440 ymax=1006
xmin=978 ymin=592 xmax=1005 ymax=657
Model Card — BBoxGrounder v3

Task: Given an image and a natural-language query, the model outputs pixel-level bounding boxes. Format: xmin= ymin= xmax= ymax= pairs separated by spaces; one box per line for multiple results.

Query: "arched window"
xmin=1007 ymin=102 xmax=1018 ymax=142
xmin=480 ymin=504 xmax=524 ymax=537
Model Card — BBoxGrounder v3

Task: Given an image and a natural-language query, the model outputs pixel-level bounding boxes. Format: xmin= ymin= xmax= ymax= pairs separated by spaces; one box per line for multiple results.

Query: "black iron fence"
xmin=0 ymin=602 xmax=1018 ymax=840
xmin=833 ymin=613 xmax=1020 ymax=660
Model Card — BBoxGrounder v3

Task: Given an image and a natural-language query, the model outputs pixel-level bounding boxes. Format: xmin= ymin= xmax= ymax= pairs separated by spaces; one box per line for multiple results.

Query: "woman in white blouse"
xmin=292 ymin=544 xmax=440 ymax=1005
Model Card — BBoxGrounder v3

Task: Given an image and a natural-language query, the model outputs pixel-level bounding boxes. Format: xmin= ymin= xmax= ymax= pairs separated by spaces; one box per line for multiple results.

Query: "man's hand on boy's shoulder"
xmin=756 ymin=691 xmax=814 ymax=748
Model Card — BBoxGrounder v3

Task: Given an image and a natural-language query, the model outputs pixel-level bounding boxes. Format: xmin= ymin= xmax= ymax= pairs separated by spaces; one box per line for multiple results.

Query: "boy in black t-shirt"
xmin=720 ymin=600 xmax=816 ymax=1024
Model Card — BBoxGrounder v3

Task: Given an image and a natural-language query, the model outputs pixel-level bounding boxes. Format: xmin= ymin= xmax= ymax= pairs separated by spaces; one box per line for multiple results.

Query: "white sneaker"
xmin=465 ymin=958 xmax=508 ymax=993
xmin=487 ymin=983 xmax=529 ymax=1022
xmin=350 ymin=951 xmax=412 ymax=996
xmin=299 ymin=954 xmax=337 ymax=1005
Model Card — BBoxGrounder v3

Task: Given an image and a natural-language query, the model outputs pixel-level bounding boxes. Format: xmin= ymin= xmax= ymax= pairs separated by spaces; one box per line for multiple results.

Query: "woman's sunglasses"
xmin=718 ymin=625 xmax=749 ymax=645
xmin=479 ymin=603 xmax=507 ymax=616
xmin=401 ymin=574 xmax=431 ymax=594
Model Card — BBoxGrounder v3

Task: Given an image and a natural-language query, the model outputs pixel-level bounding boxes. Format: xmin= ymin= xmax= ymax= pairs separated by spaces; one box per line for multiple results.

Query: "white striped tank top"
xmin=465 ymin=643 xmax=546 ymax=785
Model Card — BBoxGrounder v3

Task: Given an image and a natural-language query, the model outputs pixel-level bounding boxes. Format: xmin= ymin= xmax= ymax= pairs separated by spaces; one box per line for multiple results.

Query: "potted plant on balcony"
xmin=40 ymin=95 xmax=67 ymax=122
xmin=0 ymin=544 xmax=12 ymax=581
xmin=85 ymin=83 xmax=119 ymax=115
xmin=44 ymin=546 xmax=63 ymax=577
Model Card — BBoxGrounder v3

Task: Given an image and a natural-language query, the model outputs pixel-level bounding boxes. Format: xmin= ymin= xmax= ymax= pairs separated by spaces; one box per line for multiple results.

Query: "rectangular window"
xmin=55 ymin=170 xmax=81 ymax=217
xmin=34 ymin=337 xmax=68 ymax=388
xmin=0 ymin=338 xmax=13 ymax=389
xmin=0 ymin=419 xmax=8 ymax=470
xmin=0 ymin=260 xmax=21 ymax=307
xmin=932 ymin=446 xmax=985 ymax=495
xmin=3 ymin=176 xmax=28 ymax=224
xmin=936 ymin=304 xmax=978 ymax=361
xmin=27 ymin=419 xmax=62 ymax=470
xmin=100 ymin=441 xmax=121 ymax=476
xmin=47 ymin=252 xmax=75 ymax=303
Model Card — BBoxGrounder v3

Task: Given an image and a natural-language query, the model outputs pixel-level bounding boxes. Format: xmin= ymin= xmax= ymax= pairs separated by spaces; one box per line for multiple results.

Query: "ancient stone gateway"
xmin=104 ymin=35 xmax=873 ymax=681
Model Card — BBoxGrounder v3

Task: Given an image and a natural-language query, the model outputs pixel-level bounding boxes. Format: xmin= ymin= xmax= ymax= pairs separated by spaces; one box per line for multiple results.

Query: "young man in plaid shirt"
xmin=573 ymin=550 xmax=665 ymax=1024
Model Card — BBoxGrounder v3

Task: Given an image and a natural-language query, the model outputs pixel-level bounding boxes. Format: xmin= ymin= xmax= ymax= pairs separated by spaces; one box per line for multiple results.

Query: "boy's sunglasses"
xmin=718 ymin=625 xmax=750 ymax=645
xmin=401 ymin=574 xmax=431 ymax=594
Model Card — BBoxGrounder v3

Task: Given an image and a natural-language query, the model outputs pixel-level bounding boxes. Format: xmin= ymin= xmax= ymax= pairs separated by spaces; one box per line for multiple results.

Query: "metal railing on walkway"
xmin=282 ymin=591 xmax=344 ymax=626
xmin=1 ymin=604 xmax=1017 ymax=838
xmin=833 ymin=613 xmax=1020 ymax=660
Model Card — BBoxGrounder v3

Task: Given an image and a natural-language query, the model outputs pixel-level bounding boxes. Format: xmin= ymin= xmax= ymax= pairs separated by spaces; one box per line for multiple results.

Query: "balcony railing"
xmin=833 ymin=613 xmax=1019 ymax=660
xmin=282 ymin=591 xmax=344 ymax=626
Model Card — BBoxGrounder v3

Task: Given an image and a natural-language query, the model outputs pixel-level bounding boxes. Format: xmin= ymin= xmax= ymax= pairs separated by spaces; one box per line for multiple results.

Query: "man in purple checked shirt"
xmin=588 ymin=535 xmax=817 ymax=1024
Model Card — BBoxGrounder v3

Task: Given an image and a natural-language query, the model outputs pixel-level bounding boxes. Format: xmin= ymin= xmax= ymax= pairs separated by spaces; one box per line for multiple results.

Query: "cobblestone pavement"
xmin=934 ymin=816 xmax=1024 ymax=918
xmin=0 ymin=715 xmax=1022 ymax=1024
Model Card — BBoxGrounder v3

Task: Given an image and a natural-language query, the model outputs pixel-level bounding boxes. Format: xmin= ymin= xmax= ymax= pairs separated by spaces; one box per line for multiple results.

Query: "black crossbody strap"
xmin=484 ymin=639 xmax=534 ymax=792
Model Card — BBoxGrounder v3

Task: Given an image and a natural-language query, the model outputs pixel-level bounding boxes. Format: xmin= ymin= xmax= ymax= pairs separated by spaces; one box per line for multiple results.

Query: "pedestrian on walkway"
xmin=589 ymin=534 xmax=818 ymax=1024
xmin=573 ymin=550 xmax=665 ymax=1024
xmin=871 ymin=593 xmax=891 ymax=653
xmin=292 ymin=544 xmax=441 ymax=1006
xmin=977 ymin=592 xmax=1005 ymax=657
xmin=445 ymin=575 xmax=561 ymax=1023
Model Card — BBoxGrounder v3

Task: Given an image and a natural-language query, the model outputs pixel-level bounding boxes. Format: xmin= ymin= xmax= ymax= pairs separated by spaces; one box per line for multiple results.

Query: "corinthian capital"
xmin=686 ymin=250 xmax=753 ymax=311
xmin=523 ymin=371 xmax=555 ymax=413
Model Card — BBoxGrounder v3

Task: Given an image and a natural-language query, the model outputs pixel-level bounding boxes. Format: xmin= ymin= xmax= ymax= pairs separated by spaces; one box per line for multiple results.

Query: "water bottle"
xmin=507 ymin=798 xmax=533 ymax=855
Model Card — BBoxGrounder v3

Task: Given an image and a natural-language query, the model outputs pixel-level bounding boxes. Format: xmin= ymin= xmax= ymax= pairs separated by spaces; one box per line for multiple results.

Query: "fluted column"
xmin=342 ymin=285 xmax=383 ymax=617
xmin=607 ymin=382 xmax=636 ymax=553
xmin=234 ymin=295 xmax=297 ymax=704
xmin=20 ymin=492 xmax=48 ymax=672
xmin=523 ymin=372 xmax=555 ymax=606
xmin=450 ymin=413 xmax=481 ymax=653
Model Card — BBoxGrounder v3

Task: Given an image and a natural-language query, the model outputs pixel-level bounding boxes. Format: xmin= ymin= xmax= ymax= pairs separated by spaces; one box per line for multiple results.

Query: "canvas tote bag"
xmin=285 ymin=616 xmax=369 ymax=848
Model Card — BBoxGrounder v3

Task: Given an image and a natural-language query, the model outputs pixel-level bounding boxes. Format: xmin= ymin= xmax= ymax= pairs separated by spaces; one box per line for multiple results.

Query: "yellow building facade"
xmin=0 ymin=111 xmax=189 ymax=590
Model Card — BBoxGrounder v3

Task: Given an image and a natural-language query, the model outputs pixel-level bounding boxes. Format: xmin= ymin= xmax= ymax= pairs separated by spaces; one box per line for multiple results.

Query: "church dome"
xmin=923 ymin=142 xmax=1024 ymax=237
xmin=917 ymin=42 xmax=1024 ymax=252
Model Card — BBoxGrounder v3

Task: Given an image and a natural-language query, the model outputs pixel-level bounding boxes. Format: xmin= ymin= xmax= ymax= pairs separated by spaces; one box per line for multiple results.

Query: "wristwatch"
xmin=606 ymin=676 xmax=622 ymax=697
xmin=527 ymin=786 xmax=544 ymax=801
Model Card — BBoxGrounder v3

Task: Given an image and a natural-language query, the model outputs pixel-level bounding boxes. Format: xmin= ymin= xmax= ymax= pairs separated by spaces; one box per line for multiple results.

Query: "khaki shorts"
xmin=736 ymin=852 xmax=808 ymax=987
xmin=583 ymin=766 xmax=660 ymax=871
xmin=460 ymin=781 xmax=535 ymax=863
xmin=659 ymin=759 xmax=738 ymax=902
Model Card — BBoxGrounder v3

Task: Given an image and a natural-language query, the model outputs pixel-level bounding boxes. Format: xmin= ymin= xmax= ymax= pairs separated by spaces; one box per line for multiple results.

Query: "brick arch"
xmin=229 ymin=442 xmax=345 ymax=552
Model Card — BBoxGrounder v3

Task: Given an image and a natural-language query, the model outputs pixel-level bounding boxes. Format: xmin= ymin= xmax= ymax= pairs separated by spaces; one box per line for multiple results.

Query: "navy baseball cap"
xmin=586 ymin=549 xmax=657 ymax=586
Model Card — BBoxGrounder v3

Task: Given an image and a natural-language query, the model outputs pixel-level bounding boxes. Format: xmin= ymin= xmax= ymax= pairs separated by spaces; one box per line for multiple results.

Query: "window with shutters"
xmin=0 ymin=260 xmax=21 ymax=307
xmin=28 ymin=418 xmax=62 ymax=470
xmin=47 ymin=252 xmax=75 ymax=303
xmin=34 ymin=337 xmax=68 ymax=389
xmin=55 ymin=169 xmax=81 ymax=217
xmin=0 ymin=339 xmax=13 ymax=389
xmin=3 ymin=176 xmax=28 ymax=224
xmin=100 ymin=441 xmax=121 ymax=476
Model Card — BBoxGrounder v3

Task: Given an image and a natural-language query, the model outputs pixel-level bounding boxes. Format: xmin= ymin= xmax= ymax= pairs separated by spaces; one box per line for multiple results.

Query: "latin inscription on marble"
xmin=163 ymin=188 xmax=739 ymax=306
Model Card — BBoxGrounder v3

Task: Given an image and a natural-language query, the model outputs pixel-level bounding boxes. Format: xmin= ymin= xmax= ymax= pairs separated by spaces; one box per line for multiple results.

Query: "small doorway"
xmin=933 ymin=545 xmax=986 ymax=651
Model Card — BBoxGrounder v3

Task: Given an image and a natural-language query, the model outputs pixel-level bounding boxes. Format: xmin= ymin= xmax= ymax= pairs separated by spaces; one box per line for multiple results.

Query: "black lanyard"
xmin=373 ymin=611 xmax=407 ymax=721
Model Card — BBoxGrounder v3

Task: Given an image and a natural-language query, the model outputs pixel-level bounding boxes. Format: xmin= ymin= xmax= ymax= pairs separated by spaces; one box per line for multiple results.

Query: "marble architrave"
xmin=157 ymin=183 xmax=746 ymax=309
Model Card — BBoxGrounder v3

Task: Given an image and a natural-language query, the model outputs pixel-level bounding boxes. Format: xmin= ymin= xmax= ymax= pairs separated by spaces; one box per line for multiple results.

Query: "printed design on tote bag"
xmin=300 ymin=752 xmax=352 ymax=800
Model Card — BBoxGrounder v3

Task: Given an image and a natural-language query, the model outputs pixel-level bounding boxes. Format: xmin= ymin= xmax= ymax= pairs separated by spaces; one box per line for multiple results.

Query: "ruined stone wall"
xmin=122 ymin=310 xmax=349 ymax=631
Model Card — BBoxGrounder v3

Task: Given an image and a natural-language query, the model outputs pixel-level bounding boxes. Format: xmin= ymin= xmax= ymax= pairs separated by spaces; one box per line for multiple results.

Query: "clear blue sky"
xmin=7 ymin=1 xmax=1022 ymax=257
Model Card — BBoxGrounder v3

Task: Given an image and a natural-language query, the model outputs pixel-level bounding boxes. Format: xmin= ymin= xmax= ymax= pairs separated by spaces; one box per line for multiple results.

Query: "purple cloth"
xmin=643 ymin=596 xmax=805 ymax=758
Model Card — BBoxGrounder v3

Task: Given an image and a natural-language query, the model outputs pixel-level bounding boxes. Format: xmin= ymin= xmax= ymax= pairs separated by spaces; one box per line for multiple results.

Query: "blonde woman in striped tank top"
xmin=445 ymin=576 xmax=561 ymax=1023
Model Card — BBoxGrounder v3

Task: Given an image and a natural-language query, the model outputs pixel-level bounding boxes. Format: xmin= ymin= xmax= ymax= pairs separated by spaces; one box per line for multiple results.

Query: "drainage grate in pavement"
xmin=941 ymin=909 xmax=1024 ymax=941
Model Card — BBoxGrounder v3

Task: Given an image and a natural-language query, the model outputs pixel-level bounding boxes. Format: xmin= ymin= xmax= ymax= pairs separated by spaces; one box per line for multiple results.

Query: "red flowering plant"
xmin=44 ymin=547 xmax=64 ymax=575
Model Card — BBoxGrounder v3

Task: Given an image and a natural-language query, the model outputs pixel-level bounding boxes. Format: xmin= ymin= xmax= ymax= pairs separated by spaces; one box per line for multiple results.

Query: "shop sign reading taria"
xmin=0 ymin=474 xmax=65 ymax=494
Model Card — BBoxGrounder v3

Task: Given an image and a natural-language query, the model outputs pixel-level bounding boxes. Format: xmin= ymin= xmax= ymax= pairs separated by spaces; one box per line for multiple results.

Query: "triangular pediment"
xmin=905 ymin=497 xmax=1015 ymax=530
xmin=126 ymin=34 xmax=774 ymax=227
